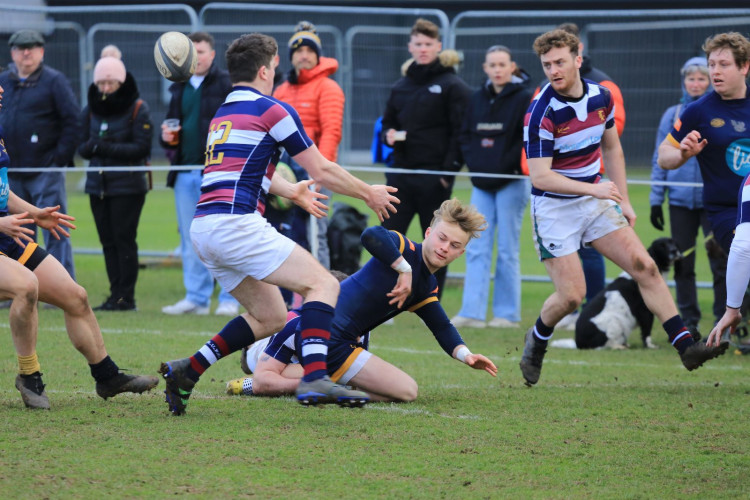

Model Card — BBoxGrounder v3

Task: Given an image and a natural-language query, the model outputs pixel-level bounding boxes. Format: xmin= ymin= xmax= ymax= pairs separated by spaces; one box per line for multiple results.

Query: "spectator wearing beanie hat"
xmin=272 ymin=21 xmax=345 ymax=289
xmin=92 ymin=56 xmax=126 ymax=91
xmin=78 ymin=55 xmax=153 ymax=311
xmin=288 ymin=25 xmax=322 ymax=64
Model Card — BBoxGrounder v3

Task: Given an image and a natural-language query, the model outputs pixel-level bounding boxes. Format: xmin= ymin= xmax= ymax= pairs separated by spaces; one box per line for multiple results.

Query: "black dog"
xmin=575 ymin=237 xmax=682 ymax=350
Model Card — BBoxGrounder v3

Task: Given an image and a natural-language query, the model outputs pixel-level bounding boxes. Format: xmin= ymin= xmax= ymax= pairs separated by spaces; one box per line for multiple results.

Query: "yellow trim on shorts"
xmin=330 ymin=347 xmax=365 ymax=383
xmin=17 ymin=242 xmax=38 ymax=266
xmin=407 ymin=296 xmax=438 ymax=312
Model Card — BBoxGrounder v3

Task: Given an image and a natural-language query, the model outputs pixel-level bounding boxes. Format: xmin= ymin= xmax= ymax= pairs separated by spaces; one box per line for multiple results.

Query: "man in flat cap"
xmin=0 ymin=29 xmax=80 ymax=279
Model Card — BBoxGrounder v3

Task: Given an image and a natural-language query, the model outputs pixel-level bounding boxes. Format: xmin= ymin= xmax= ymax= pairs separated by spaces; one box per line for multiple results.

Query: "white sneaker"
xmin=556 ymin=311 xmax=579 ymax=331
xmin=450 ymin=315 xmax=487 ymax=328
xmin=161 ymin=299 xmax=210 ymax=315
xmin=488 ymin=317 xmax=520 ymax=329
xmin=215 ymin=301 xmax=240 ymax=316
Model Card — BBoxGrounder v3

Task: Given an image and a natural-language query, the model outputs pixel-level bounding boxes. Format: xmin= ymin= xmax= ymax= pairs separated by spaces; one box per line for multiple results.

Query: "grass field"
xmin=0 ymin=169 xmax=747 ymax=498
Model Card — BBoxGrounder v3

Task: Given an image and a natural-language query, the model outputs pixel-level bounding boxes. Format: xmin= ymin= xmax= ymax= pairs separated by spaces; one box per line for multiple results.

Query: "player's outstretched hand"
xmin=290 ymin=179 xmax=329 ymax=218
xmin=0 ymin=212 xmax=35 ymax=247
xmin=707 ymin=308 xmax=742 ymax=347
xmin=590 ymin=181 xmax=622 ymax=204
xmin=33 ymin=205 xmax=76 ymax=240
xmin=465 ymin=353 xmax=498 ymax=377
xmin=387 ymin=271 xmax=412 ymax=309
xmin=680 ymin=130 xmax=708 ymax=159
xmin=366 ymin=185 xmax=399 ymax=222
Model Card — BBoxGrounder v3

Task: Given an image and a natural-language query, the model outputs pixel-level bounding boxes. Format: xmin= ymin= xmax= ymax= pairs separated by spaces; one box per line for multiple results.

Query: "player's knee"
xmin=561 ymin=293 xmax=583 ymax=314
xmin=632 ymin=255 xmax=660 ymax=282
xmin=62 ymin=284 xmax=91 ymax=315
xmin=318 ymin=271 xmax=340 ymax=294
xmin=14 ymin=277 xmax=39 ymax=311
xmin=394 ymin=377 xmax=418 ymax=402
xmin=22 ymin=275 xmax=39 ymax=301
xmin=297 ymin=268 xmax=339 ymax=299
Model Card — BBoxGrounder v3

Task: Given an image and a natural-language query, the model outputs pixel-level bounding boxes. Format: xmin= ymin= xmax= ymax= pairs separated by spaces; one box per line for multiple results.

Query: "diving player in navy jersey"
xmin=228 ymin=198 xmax=497 ymax=401
xmin=658 ymin=32 xmax=750 ymax=254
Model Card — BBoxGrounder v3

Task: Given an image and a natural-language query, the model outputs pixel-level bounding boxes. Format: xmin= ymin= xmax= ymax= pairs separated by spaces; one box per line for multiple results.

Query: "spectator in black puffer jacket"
xmin=381 ymin=18 xmax=471 ymax=297
xmin=451 ymin=45 xmax=532 ymax=331
xmin=78 ymin=56 xmax=153 ymax=311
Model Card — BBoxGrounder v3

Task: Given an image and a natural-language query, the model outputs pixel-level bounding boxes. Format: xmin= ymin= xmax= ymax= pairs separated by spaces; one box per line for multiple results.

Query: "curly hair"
xmin=703 ymin=32 xmax=750 ymax=68
xmin=532 ymin=29 xmax=579 ymax=57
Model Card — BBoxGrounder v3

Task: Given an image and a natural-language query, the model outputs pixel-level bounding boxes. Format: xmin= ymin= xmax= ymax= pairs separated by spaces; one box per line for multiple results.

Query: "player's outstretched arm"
xmin=453 ymin=345 xmax=497 ymax=377
xmin=269 ymin=172 xmax=328 ymax=218
xmin=7 ymin=191 xmax=76 ymax=240
xmin=0 ymin=213 xmax=35 ymax=247
xmin=293 ymin=145 xmax=399 ymax=222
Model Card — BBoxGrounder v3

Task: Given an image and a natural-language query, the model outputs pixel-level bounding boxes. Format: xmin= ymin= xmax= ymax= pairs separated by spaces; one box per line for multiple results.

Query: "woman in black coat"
xmin=451 ymin=45 xmax=532 ymax=329
xmin=78 ymin=56 xmax=153 ymax=311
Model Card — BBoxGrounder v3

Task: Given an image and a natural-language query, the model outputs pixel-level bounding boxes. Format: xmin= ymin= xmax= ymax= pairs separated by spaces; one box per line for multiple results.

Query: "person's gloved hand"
xmin=650 ymin=205 xmax=664 ymax=231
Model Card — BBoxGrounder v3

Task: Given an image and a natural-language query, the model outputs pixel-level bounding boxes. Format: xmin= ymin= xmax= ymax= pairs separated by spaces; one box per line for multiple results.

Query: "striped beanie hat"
xmin=288 ymin=21 xmax=322 ymax=60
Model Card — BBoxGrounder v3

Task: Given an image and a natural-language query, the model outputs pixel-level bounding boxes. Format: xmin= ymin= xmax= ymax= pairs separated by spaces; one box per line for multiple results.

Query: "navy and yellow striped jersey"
xmin=330 ymin=226 xmax=465 ymax=357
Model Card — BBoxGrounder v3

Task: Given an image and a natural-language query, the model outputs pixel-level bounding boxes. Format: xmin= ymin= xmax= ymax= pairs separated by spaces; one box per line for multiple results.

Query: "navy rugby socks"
xmin=663 ymin=315 xmax=694 ymax=354
xmin=299 ymin=301 xmax=334 ymax=383
xmin=189 ymin=316 xmax=256 ymax=382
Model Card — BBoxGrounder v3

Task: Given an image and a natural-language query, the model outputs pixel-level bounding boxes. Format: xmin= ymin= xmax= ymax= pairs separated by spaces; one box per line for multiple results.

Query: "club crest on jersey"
xmin=731 ymin=120 xmax=746 ymax=133
xmin=481 ymin=138 xmax=495 ymax=148
xmin=710 ymin=118 xmax=725 ymax=128
xmin=726 ymin=138 xmax=750 ymax=177
xmin=597 ymin=109 xmax=606 ymax=122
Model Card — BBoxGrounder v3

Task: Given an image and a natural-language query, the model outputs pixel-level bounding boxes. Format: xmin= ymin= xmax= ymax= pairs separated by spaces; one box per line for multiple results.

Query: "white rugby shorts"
xmin=190 ymin=213 xmax=296 ymax=292
xmin=531 ymin=194 xmax=628 ymax=260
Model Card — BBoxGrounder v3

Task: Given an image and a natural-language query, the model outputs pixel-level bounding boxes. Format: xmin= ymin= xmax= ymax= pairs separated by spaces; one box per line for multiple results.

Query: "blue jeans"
xmin=9 ymin=171 xmax=75 ymax=279
xmin=579 ymin=246 xmax=605 ymax=304
xmin=458 ymin=180 xmax=529 ymax=322
xmin=174 ymin=170 xmax=237 ymax=307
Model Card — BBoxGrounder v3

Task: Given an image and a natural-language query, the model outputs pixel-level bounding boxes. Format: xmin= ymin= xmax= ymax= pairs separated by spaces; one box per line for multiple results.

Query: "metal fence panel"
xmin=451 ymin=9 xmax=750 ymax=167
xmin=200 ymin=2 xmax=450 ymax=163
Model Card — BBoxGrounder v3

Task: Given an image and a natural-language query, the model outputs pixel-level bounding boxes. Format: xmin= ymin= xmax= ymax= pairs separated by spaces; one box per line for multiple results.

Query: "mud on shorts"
xmin=531 ymin=194 xmax=629 ymax=260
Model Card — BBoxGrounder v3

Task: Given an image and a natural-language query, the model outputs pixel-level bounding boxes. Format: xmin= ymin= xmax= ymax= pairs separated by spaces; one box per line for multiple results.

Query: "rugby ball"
xmin=269 ymin=161 xmax=297 ymax=211
xmin=154 ymin=32 xmax=197 ymax=82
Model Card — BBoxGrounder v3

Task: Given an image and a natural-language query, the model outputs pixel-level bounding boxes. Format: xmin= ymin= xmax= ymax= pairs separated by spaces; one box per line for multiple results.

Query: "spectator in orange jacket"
xmin=273 ymin=21 xmax=345 ymax=270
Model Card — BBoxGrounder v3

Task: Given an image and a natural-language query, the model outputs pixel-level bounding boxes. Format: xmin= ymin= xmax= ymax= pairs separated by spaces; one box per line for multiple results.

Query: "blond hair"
xmin=430 ymin=198 xmax=487 ymax=240
xmin=703 ymin=32 xmax=750 ymax=68
xmin=533 ymin=29 xmax=579 ymax=57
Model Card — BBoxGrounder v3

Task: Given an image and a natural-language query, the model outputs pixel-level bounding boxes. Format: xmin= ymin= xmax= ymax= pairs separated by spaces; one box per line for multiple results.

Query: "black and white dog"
xmin=574 ymin=237 xmax=682 ymax=350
